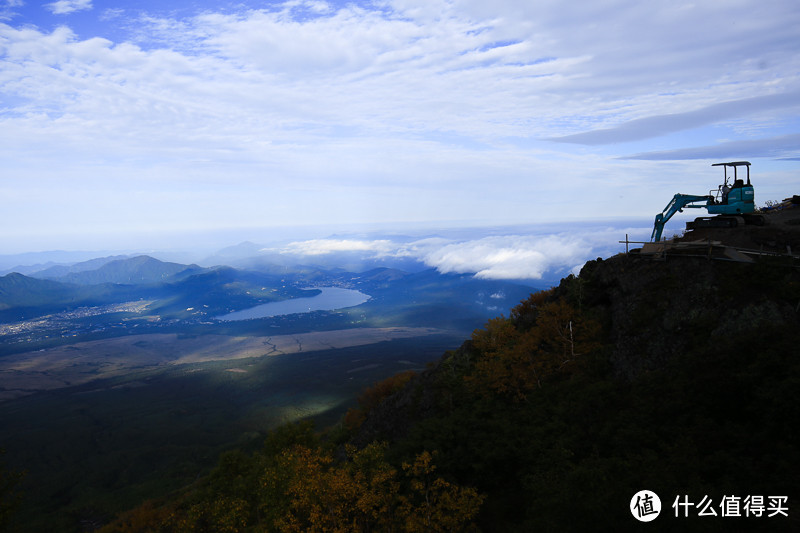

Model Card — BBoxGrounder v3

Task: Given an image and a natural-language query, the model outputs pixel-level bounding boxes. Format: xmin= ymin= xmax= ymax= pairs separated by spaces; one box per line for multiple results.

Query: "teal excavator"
xmin=651 ymin=161 xmax=763 ymax=242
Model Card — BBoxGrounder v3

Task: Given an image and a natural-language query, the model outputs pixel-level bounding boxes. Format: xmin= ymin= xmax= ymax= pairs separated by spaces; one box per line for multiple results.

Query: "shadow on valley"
xmin=0 ymin=335 xmax=462 ymax=532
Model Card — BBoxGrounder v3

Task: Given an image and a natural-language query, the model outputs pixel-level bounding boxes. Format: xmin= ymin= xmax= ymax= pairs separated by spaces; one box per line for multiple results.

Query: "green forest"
xmin=3 ymin=252 xmax=799 ymax=531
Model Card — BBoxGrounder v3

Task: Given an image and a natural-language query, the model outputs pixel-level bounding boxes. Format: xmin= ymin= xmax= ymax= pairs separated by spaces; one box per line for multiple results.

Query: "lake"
xmin=216 ymin=287 xmax=370 ymax=321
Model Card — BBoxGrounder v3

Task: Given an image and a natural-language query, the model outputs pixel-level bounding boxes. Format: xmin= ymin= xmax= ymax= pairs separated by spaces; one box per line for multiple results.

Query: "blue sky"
xmin=1 ymin=0 xmax=799 ymax=274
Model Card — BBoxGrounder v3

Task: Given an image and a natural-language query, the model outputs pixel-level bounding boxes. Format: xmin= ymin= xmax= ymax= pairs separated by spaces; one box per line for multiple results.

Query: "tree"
xmin=469 ymin=298 xmax=601 ymax=401
xmin=269 ymin=443 xmax=398 ymax=532
xmin=344 ymin=370 xmax=416 ymax=433
xmin=398 ymin=451 xmax=484 ymax=532
xmin=262 ymin=443 xmax=483 ymax=533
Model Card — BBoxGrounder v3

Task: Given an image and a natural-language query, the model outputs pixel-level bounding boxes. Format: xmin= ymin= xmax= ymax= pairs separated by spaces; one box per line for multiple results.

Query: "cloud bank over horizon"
xmin=271 ymin=223 xmax=641 ymax=281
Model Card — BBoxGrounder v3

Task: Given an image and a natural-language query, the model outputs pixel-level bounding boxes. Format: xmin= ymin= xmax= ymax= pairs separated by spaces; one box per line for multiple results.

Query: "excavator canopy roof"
xmin=712 ymin=161 xmax=751 ymax=167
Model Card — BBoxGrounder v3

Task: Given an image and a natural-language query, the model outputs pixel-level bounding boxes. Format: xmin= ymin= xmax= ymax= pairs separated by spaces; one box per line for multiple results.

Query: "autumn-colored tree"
xmin=469 ymin=297 xmax=601 ymax=401
xmin=344 ymin=370 xmax=416 ymax=432
xmin=182 ymin=496 xmax=249 ymax=533
xmin=469 ymin=316 xmax=528 ymax=399
xmin=510 ymin=287 xmax=557 ymax=329
xmin=269 ymin=442 xmax=399 ymax=533
xmin=101 ymin=414 xmax=483 ymax=533
xmin=341 ymin=443 xmax=400 ymax=530
xmin=259 ymin=442 xmax=482 ymax=533
xmin=398 ymin=451 xmax=484 ymax=533
xmin=98 ymin=499 xmax=175 ymax=533
xmin=269 ymin=444 xmax=338 ymax=532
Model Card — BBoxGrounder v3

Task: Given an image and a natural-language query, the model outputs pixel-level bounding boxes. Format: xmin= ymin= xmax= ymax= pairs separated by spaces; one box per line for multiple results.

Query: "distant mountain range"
xmin=31 ymin=255 xmax=203 ymax=285
xmin=0 ymin=252 xmax=123 ymax=276
xmin=0 ymin=254 xmax=542 ymax=330
xmin=21 ymin=255 xmax=130 ymax=280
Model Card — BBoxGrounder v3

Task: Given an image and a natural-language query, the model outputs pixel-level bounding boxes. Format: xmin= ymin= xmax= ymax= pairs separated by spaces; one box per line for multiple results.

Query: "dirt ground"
xmin=674 ymin=199 xmax=800 ymax=252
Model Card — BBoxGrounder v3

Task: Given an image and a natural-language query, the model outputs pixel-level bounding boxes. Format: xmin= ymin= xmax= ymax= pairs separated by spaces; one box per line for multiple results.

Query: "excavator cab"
xmin=706 ymin=161 xmax=755 ymax=215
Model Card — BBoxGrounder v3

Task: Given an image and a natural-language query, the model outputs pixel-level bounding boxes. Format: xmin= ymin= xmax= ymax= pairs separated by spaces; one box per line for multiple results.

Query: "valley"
xmin=0 ymin=253 xmax=540 ymax=531
xmin=0 ymin=327 xmax=449 ymax=401
xmin=2 ymin=334 xmax=463 ymax=531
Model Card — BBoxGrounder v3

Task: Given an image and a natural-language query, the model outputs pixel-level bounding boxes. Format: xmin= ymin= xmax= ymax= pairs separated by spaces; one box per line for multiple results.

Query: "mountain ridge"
xmin=345 ymin=249 xmax=800 ymax=530
xmin=94 ymin=246 xmax=799 ymax=531
xmin=34 ymin=255 xmax=203 ymax=286
xmin=28 ymin=255 xmax=132 ymax=280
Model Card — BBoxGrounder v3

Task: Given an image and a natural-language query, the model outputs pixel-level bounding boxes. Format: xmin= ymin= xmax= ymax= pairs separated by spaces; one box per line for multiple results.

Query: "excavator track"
xmin=686 ymin=216 xmax=740 ymax=230
xmin=686 ymin=214 xmax=765 ymax=231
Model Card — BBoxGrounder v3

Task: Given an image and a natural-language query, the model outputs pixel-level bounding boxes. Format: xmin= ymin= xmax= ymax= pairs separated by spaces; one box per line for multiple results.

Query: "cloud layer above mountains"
xmin=271 ymin=224 xmax=641 ymax=281
xmin=420 ymin=235 xmax=587 ymax=280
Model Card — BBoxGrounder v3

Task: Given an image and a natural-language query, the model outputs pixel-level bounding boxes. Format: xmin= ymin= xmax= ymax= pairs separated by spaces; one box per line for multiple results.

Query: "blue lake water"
xmin=216 ymin=287 xmax=370 ymax=321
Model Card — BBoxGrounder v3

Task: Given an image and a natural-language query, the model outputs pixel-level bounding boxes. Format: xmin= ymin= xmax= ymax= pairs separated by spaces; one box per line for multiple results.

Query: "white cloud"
xmin=46 ymin=0 xmax=92 ymax=15
xmin=1 ymin=0 xmax=24 ymax=17
xmin=100 ymin=8 xmax=124 ymax=22
xmin=625 ymin=133 xmax=800 ymax=161
xmin=278 ymin=239 xmax=397 ymax=256
xmin=550 ymin=92 xmax=800 ymax=146
xmin=419 ymin=235 xmax=589 ymax=279
xmin=269 ymin=227 xmax=636 ymax=280
xmin=4 ymin=3 xmax=798 ymax=153
xmin=0 ymin=1 xmax=798 ymax=252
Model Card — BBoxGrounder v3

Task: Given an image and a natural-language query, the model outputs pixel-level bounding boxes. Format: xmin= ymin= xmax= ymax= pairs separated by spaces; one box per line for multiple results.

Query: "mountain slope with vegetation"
xmin=0 ymin=273 xmax=143 ymax=322
xmin=39 ymin=255 xmax=203 ymax=286
xmin=91 ymin=246 xmax=799 ymax=532
xmin=351 ymin=254 xmax=799 ymax=531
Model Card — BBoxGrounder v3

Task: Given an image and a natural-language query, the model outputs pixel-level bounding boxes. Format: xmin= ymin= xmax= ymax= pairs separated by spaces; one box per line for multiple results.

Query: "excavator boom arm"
xmin=651 ymin=194 xmax=712 ymax=242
